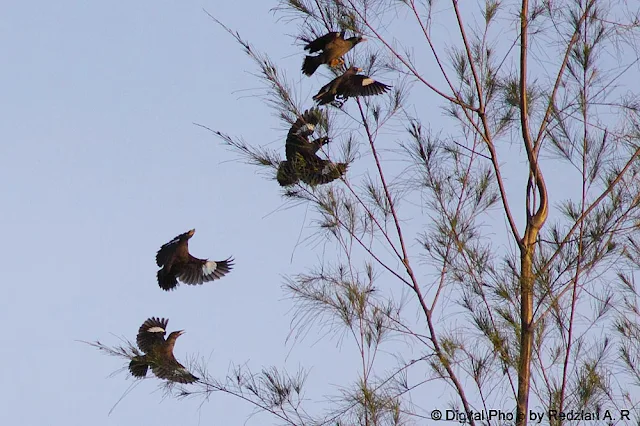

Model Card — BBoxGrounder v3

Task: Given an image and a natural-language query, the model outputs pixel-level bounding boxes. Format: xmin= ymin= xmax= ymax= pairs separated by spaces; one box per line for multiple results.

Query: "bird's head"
xmin=349 ymin=66 xmax=363 ymax=74
xmin=186 ymin=229 xmax=196 ymax=238
xmin=168 ymin=330 xmax=185 ymax=340
xmin=165 ymin=330 xmax=185 ymax=351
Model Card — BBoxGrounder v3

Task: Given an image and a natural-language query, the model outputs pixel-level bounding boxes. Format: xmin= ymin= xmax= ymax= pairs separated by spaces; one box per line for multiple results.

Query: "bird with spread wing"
xmin=276 ymin=108 xmax=347 ymax=187
xmin=129 ymin=317 xmax=198 ymax=384
xmin=156 ymin=229 xmax=233 ymax=291
xmin=302 ymin=31 xmax=366 ymax=76
xmin=313 ymin=66 xmax=391 ymax=106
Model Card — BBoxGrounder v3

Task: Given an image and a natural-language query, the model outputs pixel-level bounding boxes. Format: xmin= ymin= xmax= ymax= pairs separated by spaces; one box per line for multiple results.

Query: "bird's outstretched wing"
xmin=136 ymin=317 xmax=168 ymax=353
xmin=301 ymin=160 xmax=348 ymax=186
xmin=340 ymin=75 xmax=391 ymax=98
xmin=151 ymin=361 xmax=199 ymax=384
xmin=304 ymin=31 xmax=340 ymax=53
xmin=178 ymin=256 xmax=234 ymax=285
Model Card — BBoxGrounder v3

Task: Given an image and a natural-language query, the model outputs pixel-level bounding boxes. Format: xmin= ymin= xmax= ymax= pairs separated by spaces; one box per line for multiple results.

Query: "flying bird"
xmin=277 ymin=157 xmax=348 ymax=187
xmin=302 ymin=31 xmax=366 ymax=76
xmin=276 ymin=108 xmax=348 ymax=186
xmin=285 ymin=107 xmax=328 ymax=162
xmin=156 ymin=229 xmax=233 ymax=291
xmin=313 ymin=66 xmax=391 ymax=106
xmin=129 ymin=317 xmax=198 ymax=384
xmin=300 ymin=160 xmax=348 ymax=186
xmin=276 ymin=160 xmax=300 ymax=187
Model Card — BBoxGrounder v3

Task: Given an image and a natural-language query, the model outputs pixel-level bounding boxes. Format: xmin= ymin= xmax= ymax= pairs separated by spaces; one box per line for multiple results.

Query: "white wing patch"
xmin=295 ymin=123 xmax=315 ymax=136
xmin=202 ymin=261 xmax=219 ymax=275
xmin=179 ymin=260 xmax=230 ymax=285
xmin=147 ymin=327 xmax=165 ymax=333
xmin=361 ymin=78 xmax=375 ymax=86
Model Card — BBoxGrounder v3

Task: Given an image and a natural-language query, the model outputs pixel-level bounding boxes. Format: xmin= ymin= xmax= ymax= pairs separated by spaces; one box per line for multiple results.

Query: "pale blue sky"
xmin=2 ymin=1 xmax=637 ymax=425
xmin=1 ymin=2 xmax=334 ymax=424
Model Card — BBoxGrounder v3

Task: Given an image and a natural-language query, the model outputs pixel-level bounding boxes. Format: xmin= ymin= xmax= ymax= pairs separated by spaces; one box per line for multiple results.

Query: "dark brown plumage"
xmin=312 ymin=66 xmax=391 ymax=106
xmin=300 ymin=160 xmax=348 ymax=186
xmin=276 ymin=160 xmax=299 ymax=186
xmin=276 ymin=108 xmax=347 ymax=186
xmin=285 ymin=108 xmax=328 ymax=162
xmin=302 ymin=31 xmax=366 ymax=76
xmin=128 ymin=317 xmax=198 ymax=384
xmin=156 ymin=229 xmax=233 ymax=291
xmin=277 ymin=157 xmax=348 ymax=187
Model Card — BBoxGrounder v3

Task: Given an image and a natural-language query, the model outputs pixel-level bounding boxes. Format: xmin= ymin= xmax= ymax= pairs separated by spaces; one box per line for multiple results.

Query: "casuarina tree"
xmin=92 ymin=1 xmax=640 ymax=425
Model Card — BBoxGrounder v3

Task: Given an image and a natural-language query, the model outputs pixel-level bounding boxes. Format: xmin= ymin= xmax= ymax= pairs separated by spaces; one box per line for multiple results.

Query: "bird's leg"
xmin=329 ymin=57 xmax=345 ymax=68
xmin=331 ymin=99 xmax=346 ymax=109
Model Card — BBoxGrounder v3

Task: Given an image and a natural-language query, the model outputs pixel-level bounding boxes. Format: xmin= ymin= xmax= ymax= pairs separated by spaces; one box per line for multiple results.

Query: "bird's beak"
xmin=176 ymin=330 xmax=185 ymax=336
xmin=188 ymin=229 xmax=195 ymax=236
xmin=361 ymin=37 xmax=368 ymax=42
xmin=356 ymin=67 xmax=363 ymax=72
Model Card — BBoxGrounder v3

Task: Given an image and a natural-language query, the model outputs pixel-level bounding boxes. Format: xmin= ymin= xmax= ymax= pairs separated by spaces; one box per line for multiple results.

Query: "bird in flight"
xmin=129 ymin=317 xmax=198 ymax=384
xmin=313 ymin=66 xmax=391 ymax=106
xmin=302 ymin=30 xmax=366 ymax=76
xmin=156 ymin=229 xmax=233 ymax=291
xmin=276 ymin=108 xmax=347 ymax=186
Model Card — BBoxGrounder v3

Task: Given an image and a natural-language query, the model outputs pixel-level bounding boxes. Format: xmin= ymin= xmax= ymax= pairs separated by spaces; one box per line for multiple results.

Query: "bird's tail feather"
xmin=157 ymin=269 xmax=178 ymax=291
xmin=129 ymin=356 xmax=149 ymax=378
xmin=302 ymin=55 xmax=322 ymax=76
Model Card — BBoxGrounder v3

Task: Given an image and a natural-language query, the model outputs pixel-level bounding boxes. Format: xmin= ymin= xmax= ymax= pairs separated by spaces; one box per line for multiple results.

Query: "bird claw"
xmin=329 ymin=58 xmax=345 ymax=68
xmin=331 ymin=99 xmax=346 ymax=108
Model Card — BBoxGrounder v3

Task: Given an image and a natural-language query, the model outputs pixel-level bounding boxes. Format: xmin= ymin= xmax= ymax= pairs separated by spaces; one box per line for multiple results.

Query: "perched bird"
xmin=313 ymin=66 xmax=391 ymax=106
xmin=276 ymin=108 xmax=348 ymax=186
xmin=156 ymin=229 xmax=233 ymax=291
xmin=302 ymin=31 xmax=366 ymax=76
xmin=129 ymin=317 xmax=198 ymax=384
